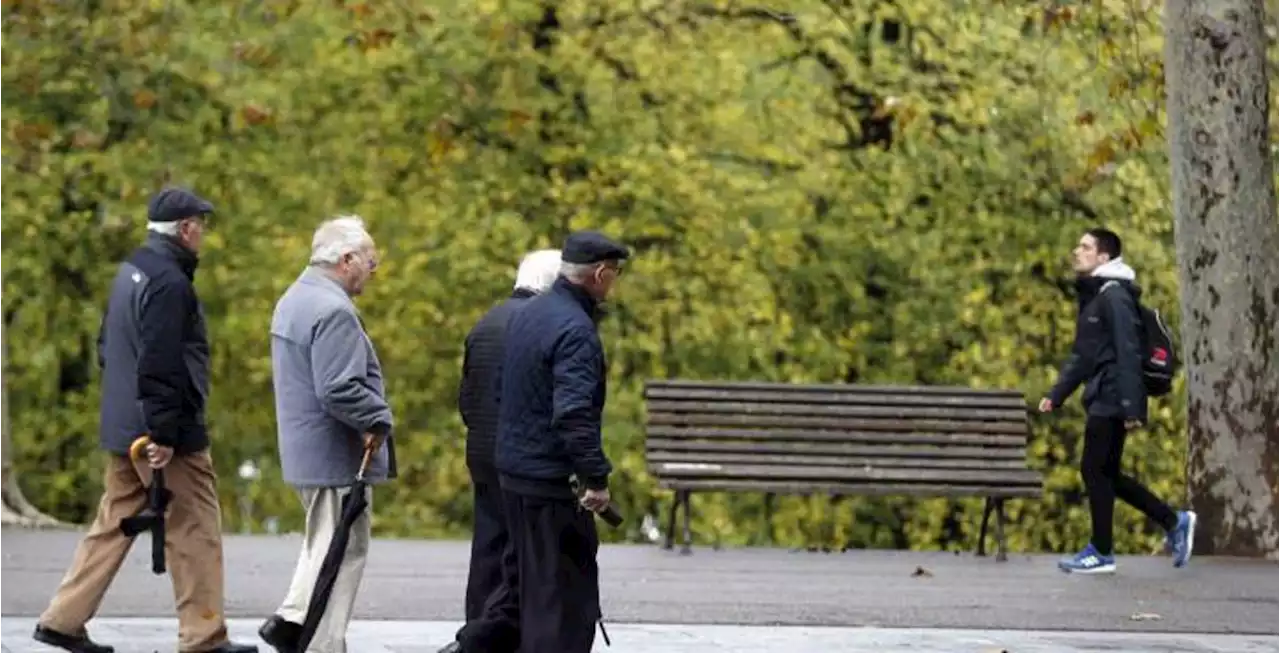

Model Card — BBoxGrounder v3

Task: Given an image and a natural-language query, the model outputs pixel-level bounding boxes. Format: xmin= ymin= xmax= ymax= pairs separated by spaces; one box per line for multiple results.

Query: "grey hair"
xmin=559 ymin=261 xmax=597 ymax=282
xmin=309 ymin=215 xmax=373 ymax=265
xmin=146 ymin=221 xmax=181 ymax=236
xmin=514 ymin=249 xmax=562 ymax=293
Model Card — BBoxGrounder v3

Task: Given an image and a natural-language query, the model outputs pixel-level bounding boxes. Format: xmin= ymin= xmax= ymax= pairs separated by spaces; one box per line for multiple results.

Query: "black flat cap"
xmin=147 ymin=186 xmax=214 ymax=223
xmin=562 ymin=230 xmax=630 ymax=265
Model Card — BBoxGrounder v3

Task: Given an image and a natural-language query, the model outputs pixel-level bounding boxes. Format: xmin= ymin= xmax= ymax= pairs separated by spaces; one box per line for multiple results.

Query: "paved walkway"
xmin=2 ymin=617 xmax=1276 ymax=653
xmin=3 ymin=527 xmax=1276 ymax=652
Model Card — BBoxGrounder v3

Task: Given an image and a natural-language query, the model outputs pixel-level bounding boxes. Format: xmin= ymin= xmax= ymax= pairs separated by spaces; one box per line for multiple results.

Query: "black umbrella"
xmin=295 ymin=437 xmax=382 ymax=653
xmin=119 ymin=435 xmax=171 ymax=575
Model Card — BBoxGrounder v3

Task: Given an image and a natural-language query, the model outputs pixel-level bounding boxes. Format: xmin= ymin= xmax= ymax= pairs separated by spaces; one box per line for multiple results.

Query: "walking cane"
xmin=119 ymin=435 xmax=171 ymax=574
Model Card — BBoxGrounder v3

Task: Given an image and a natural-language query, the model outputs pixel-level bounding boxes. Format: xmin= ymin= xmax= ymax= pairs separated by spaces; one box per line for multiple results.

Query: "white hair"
xmin=147 ymin=221 xmax=181 ymax=236
xmin=514 ymin=249 xmax=562 ymax=293
xmin=309 ymin=215 xmax=373 ymax=265
xmin=559 ymin=261 xmax=597 ymax=282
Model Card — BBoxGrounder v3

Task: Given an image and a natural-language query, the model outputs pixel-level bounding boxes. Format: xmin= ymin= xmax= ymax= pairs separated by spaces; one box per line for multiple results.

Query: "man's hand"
xmin=580 ymin=488 xmax=611 ymax=513
xmin=146 ymin=442 xmax=174 ymax=469
xmin=1038 ymin=397 xmax=1054 ymax=413
xmin=363 ymin=432 xmax=386 ymax=452
xmin=1124 ymin=418 xmax=1143 ymax=431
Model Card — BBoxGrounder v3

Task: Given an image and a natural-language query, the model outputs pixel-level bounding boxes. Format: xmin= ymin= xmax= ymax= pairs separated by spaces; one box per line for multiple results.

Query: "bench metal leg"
xmin=993 ymin=498 xmax=1008 ymax=562
xmin=662 ymin=492 xmax=679 ymax=551
xmin=977 ymin=497 xmax=994 ymax=557
xmin=762 ymin=493 xmax=775 ymax=545
xmin=976 ymin=497 xmax=1010 ymax=562
xmin=679 ymin=490 xmax=693 ymax=555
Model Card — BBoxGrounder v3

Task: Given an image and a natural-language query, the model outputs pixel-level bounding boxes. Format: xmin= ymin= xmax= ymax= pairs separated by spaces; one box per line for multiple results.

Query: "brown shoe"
xmin=31 ymin=624 xmax=114 ymax=653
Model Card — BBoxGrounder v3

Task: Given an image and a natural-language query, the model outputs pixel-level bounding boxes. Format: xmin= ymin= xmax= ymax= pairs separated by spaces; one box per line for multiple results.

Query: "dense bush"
xmin=3 ymin=0 xmax=1200 ymax=553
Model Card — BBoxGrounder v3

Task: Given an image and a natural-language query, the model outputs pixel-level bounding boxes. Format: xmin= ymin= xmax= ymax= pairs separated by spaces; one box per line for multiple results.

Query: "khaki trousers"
xmin=276 ymin=485 xmax=372 ymax=653
xmin=39 ymin=451 xmax=229 ymax=652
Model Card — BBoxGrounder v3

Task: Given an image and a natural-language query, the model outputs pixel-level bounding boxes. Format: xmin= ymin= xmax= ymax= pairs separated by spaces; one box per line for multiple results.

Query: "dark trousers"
xmin=504 ymin=490 xmax=600 ymax=653
xmin=456 ymin=474 xmax=520 ymax=653
xmin=465 ymin=476 xmax=510 ymax=621
xmin=1081 ymin=415 xmax=1178 ymax=555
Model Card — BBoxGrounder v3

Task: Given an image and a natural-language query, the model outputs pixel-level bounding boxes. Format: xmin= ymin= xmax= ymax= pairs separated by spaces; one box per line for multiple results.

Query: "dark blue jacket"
xmin=97 ymin=233 xmax=211 ymax=455
xmin=459 ymin=288 xmax=536 ymax=477
xmin=1048 ymin=273 xmax=1147 ymax=422
xmin=495 ymin=277 xmax=612 ymax=494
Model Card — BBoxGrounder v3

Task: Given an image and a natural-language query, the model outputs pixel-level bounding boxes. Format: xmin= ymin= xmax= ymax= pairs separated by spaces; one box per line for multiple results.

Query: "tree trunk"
xmin=1164 ymin=0 xmax=1279 ymax=558
xmin=1 ymin=318 xmax=67 ymax=527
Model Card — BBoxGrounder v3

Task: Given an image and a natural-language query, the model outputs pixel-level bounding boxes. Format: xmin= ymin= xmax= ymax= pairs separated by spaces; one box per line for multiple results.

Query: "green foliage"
xmin=3 ymin=0 xmax=1224 ymax=554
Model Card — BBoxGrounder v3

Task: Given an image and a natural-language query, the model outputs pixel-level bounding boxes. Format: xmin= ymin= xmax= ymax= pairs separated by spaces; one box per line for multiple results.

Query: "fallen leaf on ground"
xmin=1130 ymin=612 xmax=1162 ymax=621
xmin=911 ymin=565 xmax=933 ymax=578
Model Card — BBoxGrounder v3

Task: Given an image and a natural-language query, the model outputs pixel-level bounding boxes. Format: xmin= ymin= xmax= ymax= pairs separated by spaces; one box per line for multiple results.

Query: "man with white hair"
xmin=440 ymin=249 xmax=562 ymax=653
xmin=258 ymin=215 xmax=395 ymax=653
xmin=34 ymin=187 xmax=257 ymax=653
xmin=493 ymin=231 xmax=629 ymax=653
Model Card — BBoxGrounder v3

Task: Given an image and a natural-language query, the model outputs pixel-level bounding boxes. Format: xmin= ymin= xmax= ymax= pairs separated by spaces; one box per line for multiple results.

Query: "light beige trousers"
xmin=276 ymin=485 xmax=372 ymax=653
xmin=40 ymin=452 xmax=230 ymax=652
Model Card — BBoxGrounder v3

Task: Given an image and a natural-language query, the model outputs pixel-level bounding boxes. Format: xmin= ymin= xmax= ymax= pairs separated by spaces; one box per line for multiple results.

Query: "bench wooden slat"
xmin=644 ymin=387 xmax=1027 ymax=410
xmin=648 ymin=452 xmax=1031 ymax=471
xmin=648 ymin=412 xmax=1028 ymax=434
xmin=647 ymin=426 xmax=1027 ymax=447
xmin=657 ymin=479 xmax=1043 ymax=498
xmin=643 ymin=379 xmax=1042 ymax=557
xmin=648 ymin=400 xmax=1027 ymax=422
xmin=646 ymin=379 xmax=1023 ymax=398
xmin=652 ymin=462 xmax=1042 ymax=486
xmin=646 ymin=437 xmax=1026 ymax=459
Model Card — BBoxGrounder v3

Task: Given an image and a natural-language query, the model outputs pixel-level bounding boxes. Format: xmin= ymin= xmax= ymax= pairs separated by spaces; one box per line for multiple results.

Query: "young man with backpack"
xmin=1039 ymin=228 xmax=1195 ymax=574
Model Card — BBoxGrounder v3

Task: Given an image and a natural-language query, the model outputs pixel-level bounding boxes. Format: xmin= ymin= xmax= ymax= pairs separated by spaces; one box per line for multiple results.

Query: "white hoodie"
xmin=1092 ymin=257 xmax=1136 ymax=282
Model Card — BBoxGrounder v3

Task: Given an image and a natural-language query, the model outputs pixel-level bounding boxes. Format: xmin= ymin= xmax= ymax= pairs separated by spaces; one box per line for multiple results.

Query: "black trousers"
xmin=1081 ymin=415 xmax=1178 ymax=555
xmin=504 ymin=490 xmax=601 ymax=653
xmin=456 ymin=474 xmax=520 ymax=653
xmin=465 ymin=475 xmax=510 ymax=621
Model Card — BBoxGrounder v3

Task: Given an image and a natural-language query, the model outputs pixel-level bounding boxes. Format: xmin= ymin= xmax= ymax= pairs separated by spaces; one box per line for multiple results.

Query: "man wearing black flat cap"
xmin=490 ymin=230 xmax=629 ymax=653
xmin=33 ymin=187 xmax=256 ymax=653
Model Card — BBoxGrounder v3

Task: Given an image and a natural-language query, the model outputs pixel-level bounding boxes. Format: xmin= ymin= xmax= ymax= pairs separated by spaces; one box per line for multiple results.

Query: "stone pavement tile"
xmin=2 ymin=617 xmax=1276 ymax=653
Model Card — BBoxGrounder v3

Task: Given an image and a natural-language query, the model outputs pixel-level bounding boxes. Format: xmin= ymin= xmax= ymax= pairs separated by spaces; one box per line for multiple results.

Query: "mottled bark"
xmin=1164 ymin=0 xmax=1278 ymax=557
xmin=1 ymin=321 xmax=67 ymax=527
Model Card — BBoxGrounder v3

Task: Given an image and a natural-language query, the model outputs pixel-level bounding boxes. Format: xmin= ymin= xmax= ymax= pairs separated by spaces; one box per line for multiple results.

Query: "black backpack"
xmin=1103 ymin=281 xmax=1179 ymax=397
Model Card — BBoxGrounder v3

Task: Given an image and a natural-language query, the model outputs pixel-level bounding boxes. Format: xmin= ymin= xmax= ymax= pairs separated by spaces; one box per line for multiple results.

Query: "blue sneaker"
xmin=1058 ymin=543 xmax=1116 ymax=574
xmin=1168 ymin=510 xmax=1197 ymax=568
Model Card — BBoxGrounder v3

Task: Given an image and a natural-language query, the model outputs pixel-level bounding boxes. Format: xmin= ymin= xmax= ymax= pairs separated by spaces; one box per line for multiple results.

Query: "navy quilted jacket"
xmin=495 ymin=277 xmax=613 ymax=491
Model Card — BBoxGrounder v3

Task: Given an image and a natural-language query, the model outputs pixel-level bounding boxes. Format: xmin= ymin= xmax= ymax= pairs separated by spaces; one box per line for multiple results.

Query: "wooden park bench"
xmin=643 ymin=379 xmax=1043 ymax=561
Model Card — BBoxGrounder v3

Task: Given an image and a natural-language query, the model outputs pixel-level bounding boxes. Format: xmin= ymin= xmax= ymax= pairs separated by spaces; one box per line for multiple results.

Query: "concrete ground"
xmin=2 ymin=527 xmax=1276 ymax=651
xmin=3 ymin=617 xmax=1277 ymax=653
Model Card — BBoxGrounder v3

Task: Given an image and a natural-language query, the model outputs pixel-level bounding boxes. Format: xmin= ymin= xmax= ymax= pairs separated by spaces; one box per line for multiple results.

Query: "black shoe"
xmin=258 ymin=615 xmax=302 ymax=653
xmin=204 ymin=642 xmax=258 ymax=653
xmin=435 ymin=642 xmax=463 ymax=653
xmin=31 ymin=624 xmax=114 ymax=653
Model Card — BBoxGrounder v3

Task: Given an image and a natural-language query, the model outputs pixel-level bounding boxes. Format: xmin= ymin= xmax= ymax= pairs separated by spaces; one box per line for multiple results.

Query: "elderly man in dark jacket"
xmin=493 ymin=230 xmax=628 ymax=653
xmin=1040 ymin=228 xmax=1194 ymax=575
xmin=440 ymin=249 xmax=562 ymax=653
xmin=34 ymin=188 xmax=256 ymax=653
